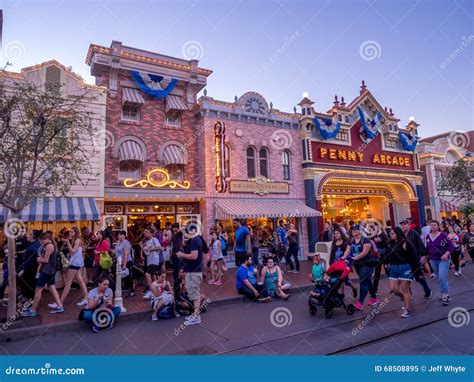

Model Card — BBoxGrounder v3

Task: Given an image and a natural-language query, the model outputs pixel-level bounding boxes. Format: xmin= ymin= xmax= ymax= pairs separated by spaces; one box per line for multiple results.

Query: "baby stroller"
xmin=308 ymin=260 xmax=355 ymax=319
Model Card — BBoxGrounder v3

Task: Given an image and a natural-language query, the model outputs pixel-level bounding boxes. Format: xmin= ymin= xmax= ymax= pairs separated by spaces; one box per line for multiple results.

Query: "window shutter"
xmin=45 ymin=66 xmax=61 ymax=92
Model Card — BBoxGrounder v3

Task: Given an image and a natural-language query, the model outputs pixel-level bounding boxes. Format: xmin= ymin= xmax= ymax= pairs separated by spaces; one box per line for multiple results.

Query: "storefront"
xmin=299 ymin=82 xmax=425 ymax=253
xmin=199 ymin=91 xmax=321 ymax=261
xmin=417 ymin=131 xmax=471 ymax=220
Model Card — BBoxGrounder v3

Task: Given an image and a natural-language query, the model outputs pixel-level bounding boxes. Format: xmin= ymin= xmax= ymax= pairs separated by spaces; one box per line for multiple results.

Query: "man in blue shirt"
xmin=275 ymin=220 xmax=288 ymax=262
xmin=233 ymin=218 xmax=251 ymax=266
xmin=236 ymin=255 xmax=270 ymax=302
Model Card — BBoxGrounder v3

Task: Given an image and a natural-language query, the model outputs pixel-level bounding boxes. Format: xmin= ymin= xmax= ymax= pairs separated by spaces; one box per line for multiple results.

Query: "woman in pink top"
xmin=91 ymin=230 xmax=111 ymax=286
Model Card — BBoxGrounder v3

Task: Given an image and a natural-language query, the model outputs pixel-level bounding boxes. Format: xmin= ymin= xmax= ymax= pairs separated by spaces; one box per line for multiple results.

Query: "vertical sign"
xmin=214 ymin=121 xmax=227 ymax=193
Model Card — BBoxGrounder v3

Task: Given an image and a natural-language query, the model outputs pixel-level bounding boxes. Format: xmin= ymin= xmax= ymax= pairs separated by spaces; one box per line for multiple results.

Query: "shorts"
xmin=69 ymin=265 xmax=81 ymax=271
xmin=84 ymin=254 xmax=94 ymax=268
xmin=389 ymin=263 xmax=413 ymax=281
xmin=146 ymin=264 xmax=162 ymax=275
xmin=151 ymin=292 xmax=174 ymax=308
xmin=185 ymin=272 xmax=202 ymax=301
xmin=37 ymin=273 xmax=56 ymax=288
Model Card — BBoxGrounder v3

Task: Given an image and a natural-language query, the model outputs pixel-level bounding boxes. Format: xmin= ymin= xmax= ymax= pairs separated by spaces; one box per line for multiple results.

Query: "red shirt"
xmin=94 ymin=240 xmax=110 ymax=263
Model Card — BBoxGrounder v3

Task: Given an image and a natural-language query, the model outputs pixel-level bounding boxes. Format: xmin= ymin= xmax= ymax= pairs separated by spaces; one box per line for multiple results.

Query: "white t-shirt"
xmin=116 ymin=239 xmax=132 ymax=264
xmin=69 ymin=245 xmax=84 ymax=267
xmin=144 ymin=238 xmax=162 ymax=265
xmin=88 ymin=287 xmax=113 ymax=308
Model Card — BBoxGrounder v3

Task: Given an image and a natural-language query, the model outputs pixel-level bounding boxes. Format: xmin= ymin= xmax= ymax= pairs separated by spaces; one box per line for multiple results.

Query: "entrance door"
xmin=103 ymin=214 xmax=128 ymax=233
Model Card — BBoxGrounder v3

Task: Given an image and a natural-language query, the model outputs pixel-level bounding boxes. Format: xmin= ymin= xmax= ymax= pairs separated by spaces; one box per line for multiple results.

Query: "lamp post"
xmin=114 ymin=255 xmax=126 ymax=313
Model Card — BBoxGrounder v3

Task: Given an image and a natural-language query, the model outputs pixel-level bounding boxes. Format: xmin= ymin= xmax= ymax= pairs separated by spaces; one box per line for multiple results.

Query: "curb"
xmin=0 ymin=283 xmax=314 ymax=342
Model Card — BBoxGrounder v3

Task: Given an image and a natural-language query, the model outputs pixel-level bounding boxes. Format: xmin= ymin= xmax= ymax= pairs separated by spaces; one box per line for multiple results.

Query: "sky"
xmin=0 ymin=0 xmax=472 ymax=138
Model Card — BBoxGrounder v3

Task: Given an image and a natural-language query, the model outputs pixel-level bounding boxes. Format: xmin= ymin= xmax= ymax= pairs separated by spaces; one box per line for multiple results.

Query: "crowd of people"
xmin=1 ymin=214 xmax=472 ymax=332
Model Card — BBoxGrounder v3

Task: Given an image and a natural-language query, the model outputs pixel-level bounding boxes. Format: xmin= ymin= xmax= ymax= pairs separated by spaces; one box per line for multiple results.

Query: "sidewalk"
xmin=0 ymin=260 xmax=315 ymax=340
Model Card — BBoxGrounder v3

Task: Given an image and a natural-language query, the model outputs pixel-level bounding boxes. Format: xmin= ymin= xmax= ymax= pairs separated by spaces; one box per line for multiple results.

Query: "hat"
xmin=352 ymin=224 xmax=361 ymax=231
xmin=399 ymin=219 xmax=409 ymax=225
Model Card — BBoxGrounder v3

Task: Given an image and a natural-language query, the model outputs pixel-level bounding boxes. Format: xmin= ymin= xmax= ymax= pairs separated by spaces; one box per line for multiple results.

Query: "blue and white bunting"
xmin=398 ymin=131 xmax=418 ymax=151
xmin=357 ymin=106 xmax=382 ymax=140
xmin=313 ymin=117 xmax=341 ymax=140
xmin=130 ymin=71 xmax=178 ymax=100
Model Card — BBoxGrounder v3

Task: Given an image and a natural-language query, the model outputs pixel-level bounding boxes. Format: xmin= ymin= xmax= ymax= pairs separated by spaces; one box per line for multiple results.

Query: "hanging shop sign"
xmin=319 ymin=148 xmax=411 ymax=168
xmin=229 ymin=176 xmax=289 ymax=196
xmin=214 ymin=121 xmax=227 ymax=193
xmin=123 ymin=168 xmax=191 ymax=189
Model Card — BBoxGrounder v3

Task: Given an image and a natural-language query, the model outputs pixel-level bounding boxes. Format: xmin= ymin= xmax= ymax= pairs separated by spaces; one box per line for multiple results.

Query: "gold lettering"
xmin=373 ymin=154 xmax=380 ymax=164
xmin=381 ymin=155 xmax=386 ymax=164
xmin=338 ymin=150 xmax=347 ymax=160
xmin=405 ymin=157 xmax=410 ymax=167
xmin=398 ymin=157 xmax=405 ymax=166
xmin=386 ymin=155 xmax=392 ymax=164
xmin=356 ymin=152 xmax=364 ymax=161
xmin=320 ymin=148 xmax=328 ymax=158
xmin=392 ymin=156 xmax=398 ymax=165
xmin=329 ymin=149 xmax=337 ymax=159
xmin=348 ymin=151 xmax=356 ymax=161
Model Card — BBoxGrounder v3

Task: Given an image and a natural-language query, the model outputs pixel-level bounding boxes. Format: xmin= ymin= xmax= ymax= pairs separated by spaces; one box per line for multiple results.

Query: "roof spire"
xmin=340 ymin=96 xmax=346 ymax=107
xmin=360 ymin=80 xmax=367 ymax=94
xmin=333 ymin=95 xmax=339 ymax=107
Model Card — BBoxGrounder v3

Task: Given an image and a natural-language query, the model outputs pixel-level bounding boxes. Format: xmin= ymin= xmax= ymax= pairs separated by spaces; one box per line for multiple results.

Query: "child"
xmin=209 ymin=230 xmax=224 ymax=285
xmin=150 ymin=270 xmax=176 ymax=321
xmin=309 ymin=253 xmax=326 ymax=282
xmin=310 ymin=272 xmax=336 ymax=298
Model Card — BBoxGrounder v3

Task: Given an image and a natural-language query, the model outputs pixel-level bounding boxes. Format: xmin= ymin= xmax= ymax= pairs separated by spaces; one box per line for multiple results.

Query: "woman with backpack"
xmin=91 ymin=230 xmax=111 ymax=287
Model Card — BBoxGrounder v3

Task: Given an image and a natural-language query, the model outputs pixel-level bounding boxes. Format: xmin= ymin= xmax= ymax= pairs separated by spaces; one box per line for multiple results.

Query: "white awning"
xmin=165 ymin=95 xmax=187 ymax=112
xmin=119 ymin=140 xmax=145 ymax=162
xmin=122 ymin=87 xmax=145 ymax=104
xmin=214 ymin=199 xmax=321 ymax=219
xmin=162 ymin=144 xmax=187 ymax=165
xmin=0 ymin=197 xmax=100 ymax=223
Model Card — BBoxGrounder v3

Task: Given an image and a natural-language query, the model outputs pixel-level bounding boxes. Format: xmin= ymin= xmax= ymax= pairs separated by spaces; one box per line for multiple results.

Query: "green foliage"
xmin=437 ymin=156 xmax=473 ymax=203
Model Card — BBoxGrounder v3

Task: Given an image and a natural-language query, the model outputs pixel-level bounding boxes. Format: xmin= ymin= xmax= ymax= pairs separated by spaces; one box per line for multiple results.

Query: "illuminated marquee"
xmin=214 ymin=121 xmax=227 ymax=193
xmin=123 ymin=168 xmax=191 ymax=189
xmin=319 ymin=148 xmax=410 ymax=167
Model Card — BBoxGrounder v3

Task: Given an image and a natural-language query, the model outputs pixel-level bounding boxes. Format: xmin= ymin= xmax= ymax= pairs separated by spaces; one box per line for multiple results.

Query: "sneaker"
xmin=442 ymin=297 xmax=449 ymax=306
xmin=353 ymin=301 xmax=364 ymax=310
xmin=175 ymin=312 xmax=181 ymax=318
xmin=258 ymin=296 xmax=272 ymax=303
xmin=50 ymin=306 xmax=64 ymax=314
xmin=106 ymin=323 xmax=114 ymax=330
xmin=20 ymin=309 xmax=37 ymax=317
xmin=438 ymin=295 xmax=451 ymax=302
xmin=454 ymin=271 xmax=459 ymax=277
xmin=142 ymin=289 xmax=149 ymax=295
xmin=401 ymin=309 xmax=411 ymax=318
xmin=151 ymin=313 xmax=158 ymax=321
xmin=458 ymin=268 xmax=462 ymax=274
xmin=128 ymin=291 xmax=135 ymax=297
xmin=352 ymin=288 xmax=358 ymax=298
xmin=143 ymin=292 xmax=152 ymax=300
xmin=212 ymin=280 xmax=222 ymax=286
xmin=184 ymin=316 xmax=201 ymax=326
xmin=92 ymin=325 xmax=100 ymax=333
xmin=424 ymin=291 xmax=432 ymax=299
xmin=430 ymin=273 xmax=437 ymax=279
xmin=293 ymin=270 xmax=300 ymax=273
xmin=368 ymin=298 xmax=380 ymax=306
xmin=208 ymin=280 xmax=215 ymax=285
xmin=48 ymin=303 xmax=58 ymax=309
xmin=76 ymin=299 xmax=88 ymax=307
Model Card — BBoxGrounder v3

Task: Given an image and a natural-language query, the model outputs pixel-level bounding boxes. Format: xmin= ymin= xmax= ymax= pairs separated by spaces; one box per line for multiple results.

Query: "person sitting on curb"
xmin=83 ymin=275 xmax=121 ymax=333
xmin=150 ymin=270 xmax=177 ymax=321
xmin=236 ymin=254 xmax=271 ymax=302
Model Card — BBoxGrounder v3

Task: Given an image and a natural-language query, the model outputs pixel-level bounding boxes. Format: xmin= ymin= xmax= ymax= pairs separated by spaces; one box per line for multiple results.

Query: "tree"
xmin=437 ymin=155 xmax=474 ymax=219
xmin=0 ymin=74 xmax=99 ymax=318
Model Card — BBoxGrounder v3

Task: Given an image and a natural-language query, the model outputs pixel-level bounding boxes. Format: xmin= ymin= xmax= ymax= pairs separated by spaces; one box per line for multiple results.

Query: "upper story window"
xmin=165 ymin=113 xmax=181 ymax=127
xmin=259 ymin=147 xmax=269 ymax=178
xmin=302 ymin=108 xmax=306 ymax=116
xmin=119 ymin=161 xmax=141 ymax=181
xmin=246 ymin=147 xmax=256 ymax=178
xmin=45 ymin=65 xmax=61 ymax=93
xmin=224 ymin=144 xmax=231 ymax=178
xmin=344 ymin=115 xmax=349 ymax=124
xmin=122 ymin=103 xmax=140 ymax=122
xmin=306 ymin=107 xmax=311 ymax=115
xmin=337 ymin=114 xmax=342 ymax=122
xmin=282 ymin=150 xmax=291 ymax=180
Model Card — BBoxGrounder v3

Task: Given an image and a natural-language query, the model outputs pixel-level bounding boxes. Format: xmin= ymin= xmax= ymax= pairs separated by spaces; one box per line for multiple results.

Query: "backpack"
xmin=99 ymin=252 xmax=113 ymax=269
xmin=219 ymin=234 xmax=227 ymax=251
xmin=370 ymin=240 xmax=380 ymax=258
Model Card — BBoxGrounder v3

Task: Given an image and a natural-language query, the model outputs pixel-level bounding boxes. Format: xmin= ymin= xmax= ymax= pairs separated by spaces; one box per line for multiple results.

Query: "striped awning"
xmin=0 ymin=197 xmax=100 ymax=223
xmin=119 ymin=140 xmax=145 ymax=163
xmin=215 ymin=199 xmax=321 ymax=219
xmin=122 ymin=87 xmax=145 ymax=104
xmin=162 ymin=144 xmax=187 ymax=165
xmin=440 ymin=198 xmax=459 ymax=212
xmin=165 ymin=95 xmax=187 ymax=112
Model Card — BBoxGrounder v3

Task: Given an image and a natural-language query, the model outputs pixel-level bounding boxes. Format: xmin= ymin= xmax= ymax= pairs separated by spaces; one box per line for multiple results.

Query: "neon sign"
xmin=214 ymin=121 xmax=227 ymax=193
xmin=123 ymin=168 xmax=191 ymax=189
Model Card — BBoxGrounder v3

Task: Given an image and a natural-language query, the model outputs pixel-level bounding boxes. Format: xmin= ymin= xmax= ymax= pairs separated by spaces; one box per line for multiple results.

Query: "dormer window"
xmin=302 ymin=108 xmax=306 ymax=116
xmin=338 ymin=114 xmax=342 ymax=122
xmin=344 ymin=115 xmax=349 ymax=124
xmin=306 ymin=107 xmax=311 ymax=115
xmin=165 ymin=95 xmax=187 ymax=127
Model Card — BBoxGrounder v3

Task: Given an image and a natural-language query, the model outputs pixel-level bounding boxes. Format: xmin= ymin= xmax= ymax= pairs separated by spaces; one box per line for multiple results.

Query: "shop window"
xmin=122 ymin=103 xmax=140 ymax=121
xmin=282 ymin=150 xmax=291 ymax=180
xmin=224 ymin=144 xmax=231 ymax=178
xmin=259 ymin=147 xmax=269 ymax=178
xmin=119 ymin=161 xmax=141 ymax=180
xmin=246 ymin=146 xmax=256 ymax=178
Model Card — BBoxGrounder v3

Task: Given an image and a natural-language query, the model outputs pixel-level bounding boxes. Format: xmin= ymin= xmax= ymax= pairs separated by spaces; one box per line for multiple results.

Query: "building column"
xmin=388 ymin=202 xmax=395 ymax=227
xmin=416 ymin=184 xmax=426 ymax=225
xmin=410 ymin=200 xmax=421 ymax=226
xmin=304 ymin=178 xmax=318 ymax=254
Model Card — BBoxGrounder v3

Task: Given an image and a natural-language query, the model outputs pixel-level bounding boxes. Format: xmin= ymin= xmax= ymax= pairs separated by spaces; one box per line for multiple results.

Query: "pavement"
xmin=1 ymin=263 xmax=473 ymax=355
